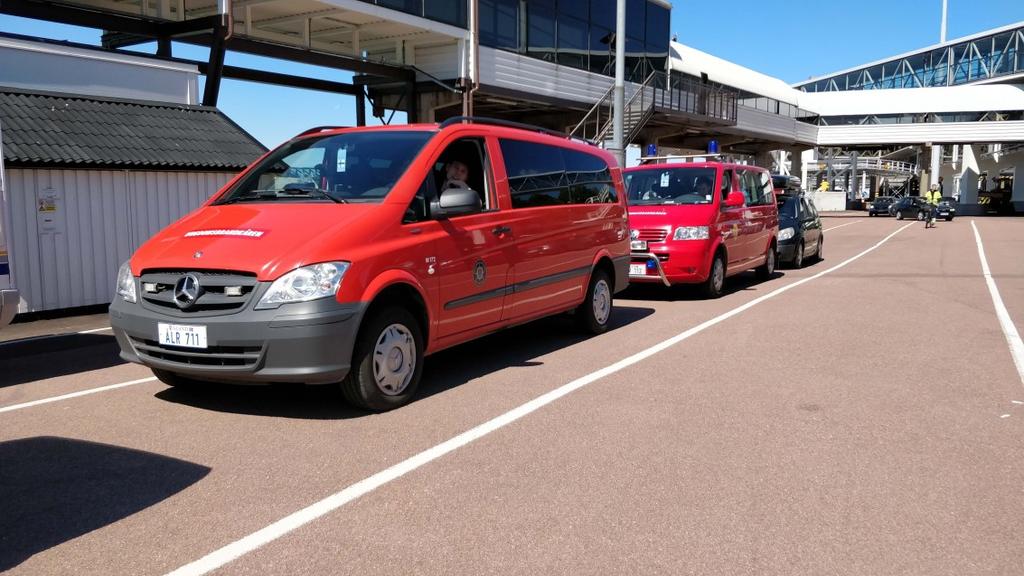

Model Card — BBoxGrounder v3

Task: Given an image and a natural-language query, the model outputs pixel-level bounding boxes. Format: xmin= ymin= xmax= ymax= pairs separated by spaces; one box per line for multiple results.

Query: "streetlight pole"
xmin=611 ymin=0 xmax=626 ymax=168
xmin=931 ymin=0 xmax=947 ymax=192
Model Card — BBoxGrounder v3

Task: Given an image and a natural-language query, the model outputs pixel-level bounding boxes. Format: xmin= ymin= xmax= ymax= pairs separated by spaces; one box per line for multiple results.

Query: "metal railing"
xmin=570 ymin=71 xmax=739 ymax=145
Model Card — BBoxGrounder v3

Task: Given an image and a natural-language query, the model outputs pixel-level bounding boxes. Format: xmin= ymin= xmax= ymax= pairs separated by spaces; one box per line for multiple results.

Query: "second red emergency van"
xmin=624 ymin=159 xmax=779 ymax=297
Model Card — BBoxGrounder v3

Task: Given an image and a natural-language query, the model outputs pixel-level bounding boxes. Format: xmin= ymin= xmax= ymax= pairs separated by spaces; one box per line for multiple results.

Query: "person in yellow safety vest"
xmin=817 ymin=180 xmax=830 ymax=192
xmin=924 ymin=183 xmax=941 ymax=227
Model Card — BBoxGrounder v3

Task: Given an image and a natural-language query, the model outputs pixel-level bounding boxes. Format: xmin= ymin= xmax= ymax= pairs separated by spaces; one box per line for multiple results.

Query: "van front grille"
xmin=138 ymin=269 xmax=258 ymax=317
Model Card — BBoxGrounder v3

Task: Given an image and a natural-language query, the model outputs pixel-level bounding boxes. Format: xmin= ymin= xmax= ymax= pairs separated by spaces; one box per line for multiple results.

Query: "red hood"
xmin=628 ymin=204 xmax=718 ymax=228
xmin=130 ymin=204 xmax=380 ymax=280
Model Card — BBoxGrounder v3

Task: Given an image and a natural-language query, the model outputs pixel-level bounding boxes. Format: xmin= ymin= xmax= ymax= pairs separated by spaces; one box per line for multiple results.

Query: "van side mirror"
xmin=725 ymin=191 xmax=745 ymax=208
xmin=431 ymin=187 xmax=482 ymax=219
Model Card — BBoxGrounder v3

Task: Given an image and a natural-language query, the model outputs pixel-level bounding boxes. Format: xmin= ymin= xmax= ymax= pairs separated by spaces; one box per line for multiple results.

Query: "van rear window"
xmin=216 ymin=131 xmax=432 ymax=205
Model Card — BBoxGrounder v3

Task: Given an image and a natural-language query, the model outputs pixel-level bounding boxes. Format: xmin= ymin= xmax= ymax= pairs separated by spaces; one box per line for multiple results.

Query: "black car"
xmin=867 ymin=196 xmax=894 ymax=216
xmin=935 ymin=196 xmax=958 ymax=221
xmin=776 ymin=193 xmax=823 ymax=268
xmin=889 ymin=196 xmax=932 ymax=220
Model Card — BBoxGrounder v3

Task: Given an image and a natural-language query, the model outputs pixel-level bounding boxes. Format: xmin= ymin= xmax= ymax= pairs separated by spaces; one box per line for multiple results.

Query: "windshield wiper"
xmin=219 ymin=189 xmax=282 ymax=204
xmin=220 ymin=188 xmax=347 ymax=204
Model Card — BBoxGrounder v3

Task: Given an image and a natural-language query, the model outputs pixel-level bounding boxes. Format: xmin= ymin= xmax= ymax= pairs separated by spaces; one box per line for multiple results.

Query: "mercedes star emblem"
xmin=173 ymin=274 xmax=203 ymax=309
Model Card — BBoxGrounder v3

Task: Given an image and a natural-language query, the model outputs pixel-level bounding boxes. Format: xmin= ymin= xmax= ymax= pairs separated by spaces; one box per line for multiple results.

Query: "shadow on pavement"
xmin=154 ymin=304 xmax=655 ymax=419
xmin=0 ymin=334 xmax=125 ymax=388
xmin=0 ymin=436 xmax=210 ymax=571
xmin=620 ymin=270 xmax=787 ymax=302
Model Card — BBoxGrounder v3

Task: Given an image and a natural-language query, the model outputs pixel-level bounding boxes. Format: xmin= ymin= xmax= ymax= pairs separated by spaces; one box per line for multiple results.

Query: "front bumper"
xmin=110 ymin=295 xmax=365 ymax=384
xmin=777 ymin=240 xmax=799 ymax=263
xmin=0 ymin=289 xmax=18 ymax=327
xmin=629 ymin=239 xmax=714 ymax=286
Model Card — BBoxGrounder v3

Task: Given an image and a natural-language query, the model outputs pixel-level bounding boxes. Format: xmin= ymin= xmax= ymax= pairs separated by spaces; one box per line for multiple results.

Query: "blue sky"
xmin=1 ymin=0 xmax=1022 ymax=147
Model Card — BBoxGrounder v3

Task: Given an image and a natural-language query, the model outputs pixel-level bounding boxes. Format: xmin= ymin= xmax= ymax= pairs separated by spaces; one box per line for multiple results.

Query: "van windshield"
xmin=216 ymin=131 xmax=433 ymax=205
xmin=625 ymin=167 xmax=717 ymax=205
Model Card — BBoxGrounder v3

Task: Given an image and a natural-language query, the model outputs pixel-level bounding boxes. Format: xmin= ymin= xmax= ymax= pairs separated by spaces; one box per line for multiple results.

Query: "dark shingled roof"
xmin=0 ymin=88 xmax=267 ymax=170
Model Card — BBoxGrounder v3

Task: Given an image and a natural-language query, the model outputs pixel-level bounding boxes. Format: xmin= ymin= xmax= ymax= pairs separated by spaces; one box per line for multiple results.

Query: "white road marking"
xmin=1012 ymin=401 xmax=1023 ymax=405
xmin=971 ymin=220 xmax=1024 ymax=387
xmin=823 ymin=220 xmax=862 ymax=232
xmin=0 ymin=376 xmax=157 ymax=414
xmin=1001 ymin=414 xmax=1011 ymax=419
xmin=165 ymin=222 xmax=914 ymax=576
xmin=0 ymin=325 xmax=112 ymax=346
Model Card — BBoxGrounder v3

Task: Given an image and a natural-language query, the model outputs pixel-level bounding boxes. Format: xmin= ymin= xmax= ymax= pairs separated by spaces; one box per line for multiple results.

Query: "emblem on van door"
xmin=174 ymin=274 xmax=203 ymax=309
xmin=473 ymin=260 xmax=487 ymax=285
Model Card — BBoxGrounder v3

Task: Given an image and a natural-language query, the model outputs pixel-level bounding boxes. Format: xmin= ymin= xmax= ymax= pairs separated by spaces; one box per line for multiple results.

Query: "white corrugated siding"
xmin=481 ymin=47 xmax=616 ymax=106
xmin=415 ymin=43 xmax=461 ymax=81
xmin=7 ymin=168 xmax=234 ymax=313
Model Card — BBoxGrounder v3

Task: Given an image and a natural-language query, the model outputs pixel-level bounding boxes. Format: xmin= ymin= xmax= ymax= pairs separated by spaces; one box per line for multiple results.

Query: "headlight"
xmin=673 ymin=226 xmax=709 ymax=241
xmin=256 ymin=262 xmax=350 ymax=309
xmin=778 ymin=227 xmax=795 ymax=241
xmin=116 ymin=261 xmax=137 ymax=303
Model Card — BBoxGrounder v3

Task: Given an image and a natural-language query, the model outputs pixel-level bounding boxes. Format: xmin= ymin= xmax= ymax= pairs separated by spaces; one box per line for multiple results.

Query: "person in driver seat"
xmin=442 ymin=160 xmax=470 ymax=191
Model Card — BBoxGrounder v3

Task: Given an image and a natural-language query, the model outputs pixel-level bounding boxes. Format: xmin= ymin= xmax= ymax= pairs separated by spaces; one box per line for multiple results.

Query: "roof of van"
xmin=0 ymin=87 xmax=266 ymax=170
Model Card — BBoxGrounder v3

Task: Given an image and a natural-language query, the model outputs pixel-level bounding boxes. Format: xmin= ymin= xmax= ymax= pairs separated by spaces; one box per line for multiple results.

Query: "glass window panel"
xmin=377 ymin=0 xmax=421 ymax=15
xmin=557 ymin=15 xmax=589 ymax=70
xmin=500 ymin=139 xmax=570 ymax=208
xmin=558 ymin=0 xmax=588 ymax=16
xmin=645 ymin=3 xmax=669 ymax=50
xmin=590 ymin=0 xmax=613 ymax=28
xmin=527 ymin=1 xmax=556 ymax=61
xmin=590 ymin=25 xmax=614 ymax=74
xmin=480 ymin=0 xmax=520 ymax=49
xmin=424 ymin=0 xmax=466 ymax=27
xmin=626 ymin=0 xmax=644 ymax=41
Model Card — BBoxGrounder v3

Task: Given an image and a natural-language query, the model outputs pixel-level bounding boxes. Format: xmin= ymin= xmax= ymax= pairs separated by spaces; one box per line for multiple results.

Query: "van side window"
xmin=499 ymin=139 xmax=616 ymax=208
xmin=740 ymin=170 xmax=769 ymax=206
xmin=431 ymin=137 xmax=493 ymax=210
xmin=720 ymin=169 xmax=733 ymax=203
xmin=759 ymin=171 xmax=774 ymax=202
xmin=564 ymin=148 xmax=617 ymax=204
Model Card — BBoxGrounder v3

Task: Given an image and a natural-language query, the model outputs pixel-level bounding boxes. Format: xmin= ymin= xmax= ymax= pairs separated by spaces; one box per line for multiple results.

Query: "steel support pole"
xmin=611 ymin=0 xmax=626 ymax=168
xmin=202 ymin=24 xmax=227 ymax=107
xmin=355 ymin=89 xmax=366 ymax=127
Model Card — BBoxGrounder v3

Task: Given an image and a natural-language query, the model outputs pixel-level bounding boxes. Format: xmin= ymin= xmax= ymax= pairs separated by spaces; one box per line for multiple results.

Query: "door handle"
xmin=492 ymin=225 xmax=512 ymax=236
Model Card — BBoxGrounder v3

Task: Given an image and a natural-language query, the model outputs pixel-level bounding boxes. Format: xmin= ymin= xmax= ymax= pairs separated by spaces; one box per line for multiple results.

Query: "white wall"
xmin=6 ymin=168 xmax=234 ymax=313
xmin=0 ymin=36 xmax=199 ymax=104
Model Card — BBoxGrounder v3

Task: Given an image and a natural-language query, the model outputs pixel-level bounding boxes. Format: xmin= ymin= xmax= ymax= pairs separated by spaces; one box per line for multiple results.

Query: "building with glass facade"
xmin=796 ymin=21 xmax=1024 ymax=92
xmin=355 ymin=0 xmax=670 ymax=81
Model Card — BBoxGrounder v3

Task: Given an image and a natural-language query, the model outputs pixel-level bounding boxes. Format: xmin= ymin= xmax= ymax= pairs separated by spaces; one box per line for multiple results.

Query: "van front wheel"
xmin=341 ymin=307 xmax=424 ymax=411
xmin=576 ymin=269 xmax=613 ymax=334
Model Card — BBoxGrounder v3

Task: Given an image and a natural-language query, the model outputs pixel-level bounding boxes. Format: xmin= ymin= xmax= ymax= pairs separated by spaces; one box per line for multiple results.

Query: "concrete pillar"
xmin=754 ymin=151 xmax=772 ymax=170
xmin=958 ymin=144 xmax=980 ymax=204
xmin=789 ymin=149 xmax=803 ymax=181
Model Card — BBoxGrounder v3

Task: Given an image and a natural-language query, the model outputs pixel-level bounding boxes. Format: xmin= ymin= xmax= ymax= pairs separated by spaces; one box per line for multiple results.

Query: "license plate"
xmin=629 ymin=264 xmax=647 ymax=276
xmin=630 ymin=240 xmax=648 ymax=251
xmin=158 ymin=323 xmax=208 ymax=349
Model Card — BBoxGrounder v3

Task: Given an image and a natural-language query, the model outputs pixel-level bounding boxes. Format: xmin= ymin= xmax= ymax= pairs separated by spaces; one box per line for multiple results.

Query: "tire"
xmin=341 ymin=306 xmax=424 ymax=412
xmin=946 ymin=217 xmax=953 ymax=222
xmin=896 ymin=211 xmax=904 ymax=220
xmin=152 ymin=368 xmax=203 ymax=389
xmin=792 ymin=241 xmax=804 ymax=269
xmin=576 ymin=269 xmax=613 ymax=334
xmin=701 ymin=253 xmax=726 ymax=299
xmin=916 ymin=211 xmax=925 ymax=221
xmin=812 ymin=236 xmax=824 ymax=262
xmin=756 ymin=243 xmax=776 ymax=281
xmin=868 ymin=212 xmax=875 ymax=217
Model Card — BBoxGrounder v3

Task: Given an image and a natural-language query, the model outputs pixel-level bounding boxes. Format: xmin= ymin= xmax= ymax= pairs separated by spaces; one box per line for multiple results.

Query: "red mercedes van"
xmin=624 ymin=159 xmax=779 ymax=297
xmin=110 ymin=118 xmax=629 ymax=410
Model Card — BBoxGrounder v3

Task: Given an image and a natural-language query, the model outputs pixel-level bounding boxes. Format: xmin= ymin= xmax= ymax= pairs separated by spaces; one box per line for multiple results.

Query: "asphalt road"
xmin=1 ymin=216 xmax=1022 ymax=576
